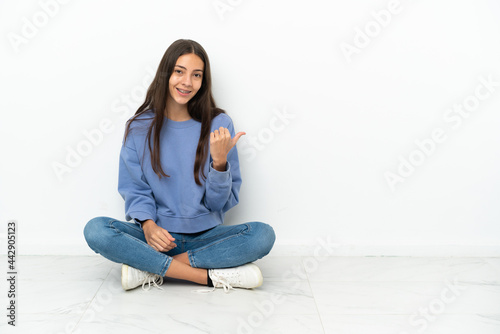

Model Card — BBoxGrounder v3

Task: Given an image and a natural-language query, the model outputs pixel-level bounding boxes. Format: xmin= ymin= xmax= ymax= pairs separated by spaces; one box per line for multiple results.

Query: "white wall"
xmin=1 ymin=0 xmax=499 ymax=256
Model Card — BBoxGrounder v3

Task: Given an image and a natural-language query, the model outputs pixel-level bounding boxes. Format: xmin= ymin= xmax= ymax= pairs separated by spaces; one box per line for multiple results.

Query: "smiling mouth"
xmin=176 ymin=88 xmax=191 ymax=95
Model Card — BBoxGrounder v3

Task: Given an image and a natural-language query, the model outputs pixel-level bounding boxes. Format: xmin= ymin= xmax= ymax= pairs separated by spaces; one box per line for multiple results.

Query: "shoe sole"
xmin=247 ymin=263 xmax=264 ymax=288
xmin=121 ymin=264 xmax=130 ymax=291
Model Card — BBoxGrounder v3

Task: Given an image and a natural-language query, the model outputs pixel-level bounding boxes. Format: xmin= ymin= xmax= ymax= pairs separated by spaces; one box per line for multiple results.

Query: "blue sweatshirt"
xmin=118 ymin=110 xmax=242 ymax=233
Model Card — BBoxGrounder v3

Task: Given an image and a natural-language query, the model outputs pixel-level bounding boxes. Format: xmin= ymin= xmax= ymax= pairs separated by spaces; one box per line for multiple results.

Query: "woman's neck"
xmin=165 ymin=99 xmax=191 ymax=121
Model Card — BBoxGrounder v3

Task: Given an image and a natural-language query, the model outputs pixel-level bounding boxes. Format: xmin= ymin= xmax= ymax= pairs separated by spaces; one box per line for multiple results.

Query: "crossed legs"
xmin=84 ymin=217 xmax=275 ymax=287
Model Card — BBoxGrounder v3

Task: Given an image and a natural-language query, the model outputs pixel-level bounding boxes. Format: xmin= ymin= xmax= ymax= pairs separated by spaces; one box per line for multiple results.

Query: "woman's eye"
xmin=194 ymin=73 xmax=202 ymax=78
xmin=175 ymin=70 xmax=182 ymax=74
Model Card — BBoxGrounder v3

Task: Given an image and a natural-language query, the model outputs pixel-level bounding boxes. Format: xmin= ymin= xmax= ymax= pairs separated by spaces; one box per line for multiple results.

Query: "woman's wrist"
xmin=140 ymin=219 xmax=156 ymax=230
xmin=212 ymin=160 xmax=227 ymax=171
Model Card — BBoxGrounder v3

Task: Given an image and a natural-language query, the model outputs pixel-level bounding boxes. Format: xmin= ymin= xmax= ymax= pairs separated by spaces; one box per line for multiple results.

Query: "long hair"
xmin=123 ymin=39 xmax=225 ymax=186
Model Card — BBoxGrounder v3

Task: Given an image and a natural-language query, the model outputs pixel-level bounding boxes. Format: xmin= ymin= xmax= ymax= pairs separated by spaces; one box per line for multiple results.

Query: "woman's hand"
xmin=210 ymin=127 xmax=245 ymax=171
xmin=141 ymin=220 xmax=177 ymax=252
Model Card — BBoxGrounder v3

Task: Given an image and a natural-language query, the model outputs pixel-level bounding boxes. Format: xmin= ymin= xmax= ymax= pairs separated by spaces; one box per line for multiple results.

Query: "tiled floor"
xmin=0 ymin=255 xmax=499 ymax=333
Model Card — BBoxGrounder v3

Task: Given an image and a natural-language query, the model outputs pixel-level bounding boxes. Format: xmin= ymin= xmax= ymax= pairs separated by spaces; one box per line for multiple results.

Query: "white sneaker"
xmin=208 ymin=263 xmax=263 ymax=293
xmin=121 ymin=264 xmax=164 ymax=291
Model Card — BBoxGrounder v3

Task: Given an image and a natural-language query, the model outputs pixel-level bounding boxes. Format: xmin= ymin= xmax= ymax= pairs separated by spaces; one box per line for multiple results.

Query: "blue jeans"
xmin=83 ymin=217 xmax=276 ymax=277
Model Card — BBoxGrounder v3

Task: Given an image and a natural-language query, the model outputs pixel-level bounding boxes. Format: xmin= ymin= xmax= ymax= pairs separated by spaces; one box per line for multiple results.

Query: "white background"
xmin=1 ymin=0 xmax=499 ymax=255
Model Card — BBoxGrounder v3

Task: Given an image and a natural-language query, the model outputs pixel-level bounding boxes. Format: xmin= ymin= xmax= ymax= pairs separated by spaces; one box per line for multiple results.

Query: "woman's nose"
xmin=182 ymin=75 xmax=192 ymax=87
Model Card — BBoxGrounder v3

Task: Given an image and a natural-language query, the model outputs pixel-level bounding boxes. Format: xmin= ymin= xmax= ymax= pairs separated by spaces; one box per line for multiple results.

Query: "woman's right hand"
xmin=141 ymin=220 xmax=177 ymax=252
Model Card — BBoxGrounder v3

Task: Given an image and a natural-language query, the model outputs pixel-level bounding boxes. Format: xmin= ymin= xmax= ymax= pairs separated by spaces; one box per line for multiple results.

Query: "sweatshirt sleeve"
xmin=118 ymin=137 xmax=157 ymax=222
xmin=203 ymin=119 xmax=242 ymax=213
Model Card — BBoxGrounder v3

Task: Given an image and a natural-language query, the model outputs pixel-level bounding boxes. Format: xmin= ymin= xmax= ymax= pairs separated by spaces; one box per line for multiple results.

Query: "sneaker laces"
xmin=141 ymin=274 xmax=164 ymax=291
xmin=191 ymin=287 xmax=216 ymax=294
xmin=191 ymin=271 xmax=234 ymax=294
xmin=209 ymin=271 xmax=235 ymax=293
xmin=213 ymin=276 xmax=234 ymax=293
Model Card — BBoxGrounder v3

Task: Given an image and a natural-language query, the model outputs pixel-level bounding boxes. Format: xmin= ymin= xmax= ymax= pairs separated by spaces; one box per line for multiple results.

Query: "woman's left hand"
xmin=210 ymin=127 xmax=245 ymax=170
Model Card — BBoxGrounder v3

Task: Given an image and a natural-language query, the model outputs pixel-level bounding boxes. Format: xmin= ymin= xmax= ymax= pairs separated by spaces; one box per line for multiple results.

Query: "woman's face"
xmin=167 ymin=53 xmax=204 ymax=107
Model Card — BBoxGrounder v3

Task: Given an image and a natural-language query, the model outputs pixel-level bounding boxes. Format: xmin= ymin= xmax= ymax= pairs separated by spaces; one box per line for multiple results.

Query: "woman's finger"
xmin=232 ymin=132 xmax=246 ymax=146
xmin=152 ymin=234 xmax=168 ymax=249
xmin=162 ymin=229 xmax=176 ymax=242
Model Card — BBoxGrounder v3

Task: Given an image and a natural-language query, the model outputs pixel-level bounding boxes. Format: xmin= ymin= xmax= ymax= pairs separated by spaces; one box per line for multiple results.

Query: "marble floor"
xmin=0 ymin=255 xmax=499 ymax=334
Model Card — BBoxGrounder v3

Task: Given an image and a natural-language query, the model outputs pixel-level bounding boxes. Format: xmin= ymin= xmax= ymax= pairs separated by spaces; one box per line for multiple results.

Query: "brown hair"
xmin=124 ymin=39 xmax=225 ymax=186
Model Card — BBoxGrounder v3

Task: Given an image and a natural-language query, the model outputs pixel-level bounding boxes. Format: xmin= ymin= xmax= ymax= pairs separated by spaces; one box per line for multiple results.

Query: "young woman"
xmin=83 ymin=39 xmax=275 ymax=292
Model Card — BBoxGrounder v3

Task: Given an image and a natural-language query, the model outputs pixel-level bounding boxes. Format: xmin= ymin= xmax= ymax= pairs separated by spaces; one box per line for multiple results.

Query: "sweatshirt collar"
xmin=165 ymin=117 xmax=199 ymax=129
